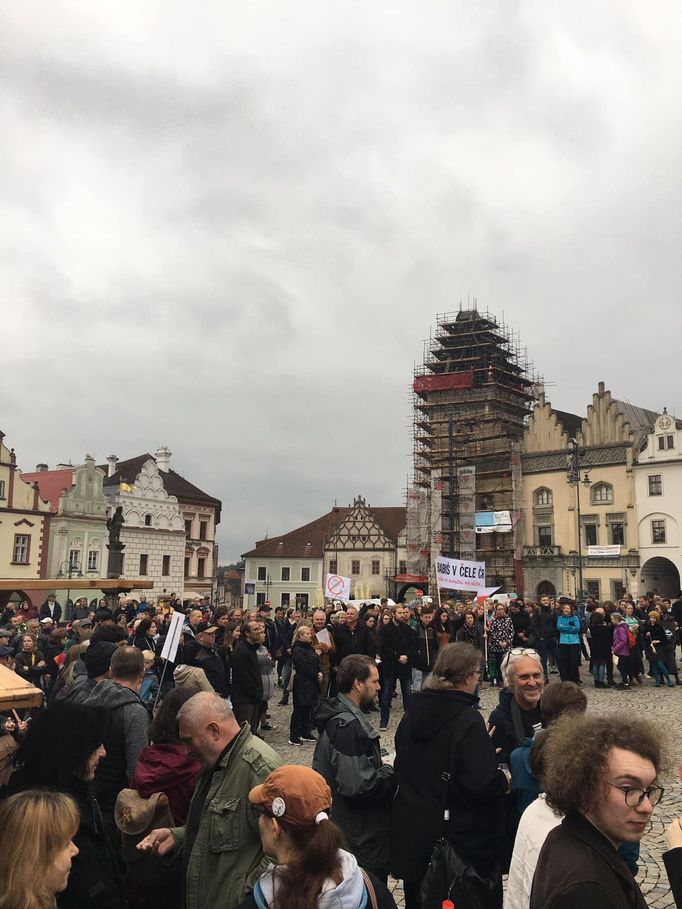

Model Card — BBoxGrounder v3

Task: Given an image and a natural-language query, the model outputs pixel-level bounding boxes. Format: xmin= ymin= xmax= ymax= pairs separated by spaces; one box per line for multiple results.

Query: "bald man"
xmin=138 ymin=692 xmax=280 ymax=909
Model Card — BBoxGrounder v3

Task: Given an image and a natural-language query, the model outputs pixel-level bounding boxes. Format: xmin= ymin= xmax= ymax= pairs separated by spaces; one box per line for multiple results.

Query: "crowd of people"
xmin=1 ymin=588 xmax=682 ymax=908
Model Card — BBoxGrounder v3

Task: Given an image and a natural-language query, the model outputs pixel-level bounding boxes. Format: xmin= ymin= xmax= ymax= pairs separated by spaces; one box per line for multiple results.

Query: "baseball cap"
xmin=196 ymin=622 xmax=217 ymax=634
xmin=258 ymin=603 xmax=272 ymax=612
xmin=79 ymin=618 xmax=93 ymax=627
xmin=249 ymin=766 xmax=331 ymax=827
xmin=40 ymin=617 xmax=54 ymax=625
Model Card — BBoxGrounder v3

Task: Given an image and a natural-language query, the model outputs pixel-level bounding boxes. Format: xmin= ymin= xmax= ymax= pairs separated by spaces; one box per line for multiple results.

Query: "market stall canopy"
xmin=0 ymin=663 xmax=43 ymax=710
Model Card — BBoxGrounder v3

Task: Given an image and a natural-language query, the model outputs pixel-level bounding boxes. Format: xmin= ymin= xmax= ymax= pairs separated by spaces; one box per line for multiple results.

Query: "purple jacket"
xmin=612 ymin=622 xmax=630 ymax=657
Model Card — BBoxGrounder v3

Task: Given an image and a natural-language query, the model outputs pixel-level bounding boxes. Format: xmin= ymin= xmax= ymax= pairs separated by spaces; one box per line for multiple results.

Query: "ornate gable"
xmin=114 ymin=459 xmax=184 ymax=531
xmin=581 ymin=382 xmax=636 ymax=447
xmin=522 ymin=394 xmax=579 ymax=454
xmin=326 ymin=496 xmax=395 ymax=551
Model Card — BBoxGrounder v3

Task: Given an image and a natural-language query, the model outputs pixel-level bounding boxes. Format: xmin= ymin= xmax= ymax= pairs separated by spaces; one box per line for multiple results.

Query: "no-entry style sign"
xmin=325 ymin=573 xmax=351 ymax=601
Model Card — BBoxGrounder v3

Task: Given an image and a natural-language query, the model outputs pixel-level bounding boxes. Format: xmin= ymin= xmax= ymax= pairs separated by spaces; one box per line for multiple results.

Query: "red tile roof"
xmin=242 ymin=506 xmax=406 ymax=560
xmin=21 ymin=469 xmax=74 ymax=513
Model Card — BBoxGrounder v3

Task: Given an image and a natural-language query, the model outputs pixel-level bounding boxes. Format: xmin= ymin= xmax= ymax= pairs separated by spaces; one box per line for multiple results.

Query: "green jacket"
xmin=170 ymin=723 xmax=280 ymax=909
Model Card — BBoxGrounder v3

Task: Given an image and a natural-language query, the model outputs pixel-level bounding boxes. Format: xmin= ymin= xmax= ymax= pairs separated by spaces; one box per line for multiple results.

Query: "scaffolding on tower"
xmin=407 ymin=305 xmax=540 ymax=594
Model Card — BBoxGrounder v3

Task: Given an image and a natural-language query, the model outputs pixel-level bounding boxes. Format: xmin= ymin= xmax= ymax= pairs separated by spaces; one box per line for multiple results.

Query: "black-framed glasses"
xmin=606 ymin=781 xmax=665 ymax=808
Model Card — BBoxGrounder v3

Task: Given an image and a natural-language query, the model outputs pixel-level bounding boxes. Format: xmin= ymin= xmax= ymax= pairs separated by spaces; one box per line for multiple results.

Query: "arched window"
xmin=144 ymin=514 xmax=152 ymax=526
xmin=534 ymin=488 xmax=553 ymax=507
xmin=591 ymin=483 xmax=613 ymax=505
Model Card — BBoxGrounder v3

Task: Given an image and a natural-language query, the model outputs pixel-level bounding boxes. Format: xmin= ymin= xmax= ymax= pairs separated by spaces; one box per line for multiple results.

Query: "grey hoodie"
xmin=84 ymin=679 xmax=148 ymax=809
xmin=254 ymin=850 xmax=365 ymax=909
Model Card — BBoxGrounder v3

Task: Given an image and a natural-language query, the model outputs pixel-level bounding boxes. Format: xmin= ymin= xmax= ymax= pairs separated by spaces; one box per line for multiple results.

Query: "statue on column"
xmin=106 ymin=506 xmax=125 ymax=544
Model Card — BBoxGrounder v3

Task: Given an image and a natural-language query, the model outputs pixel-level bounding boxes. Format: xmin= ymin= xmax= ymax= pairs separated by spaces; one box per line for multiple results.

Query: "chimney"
xmin=36 ymin=463 xmax=49 ymax=472
xmin=107 ymin=455 xmax=119 ymax=478
xmin=155 ymin=446 xmax=172 ymax=473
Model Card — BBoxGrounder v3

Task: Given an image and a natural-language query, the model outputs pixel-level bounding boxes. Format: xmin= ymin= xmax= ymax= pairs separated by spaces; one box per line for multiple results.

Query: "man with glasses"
xmin=530 ymin=712 xmax=666 ymax=909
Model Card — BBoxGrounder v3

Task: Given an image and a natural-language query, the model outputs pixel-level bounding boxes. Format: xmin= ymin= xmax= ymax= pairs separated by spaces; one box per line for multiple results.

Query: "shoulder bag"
xmin=419 ymin=720 xmax=502 ymax=909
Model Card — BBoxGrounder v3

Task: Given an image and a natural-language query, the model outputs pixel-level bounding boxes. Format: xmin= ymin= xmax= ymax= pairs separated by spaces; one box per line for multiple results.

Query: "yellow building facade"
xmin=521 ymin=383 xmax=654 ymax=601
xmin=0 ymin=431 xmax=52 ymax=596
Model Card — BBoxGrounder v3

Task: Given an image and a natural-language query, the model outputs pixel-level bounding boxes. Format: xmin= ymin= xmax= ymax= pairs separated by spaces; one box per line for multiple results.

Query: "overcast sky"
xmin=3 ymin=2 xmax=682 ymax=563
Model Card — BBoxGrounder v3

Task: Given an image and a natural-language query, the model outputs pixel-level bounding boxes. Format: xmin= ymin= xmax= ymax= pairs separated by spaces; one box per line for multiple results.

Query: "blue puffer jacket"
xmin=556 ymin=614 xmax=581 ymax=645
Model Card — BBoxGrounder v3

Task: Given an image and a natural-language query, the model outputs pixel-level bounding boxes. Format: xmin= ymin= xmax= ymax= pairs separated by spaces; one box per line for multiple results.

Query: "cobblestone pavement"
xmin=260 ymin=677 xmax=682 ymax=908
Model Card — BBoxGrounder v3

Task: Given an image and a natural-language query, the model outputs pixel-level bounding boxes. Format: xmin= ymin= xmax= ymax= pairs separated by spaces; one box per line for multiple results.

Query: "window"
xmin=329 ymin=559 xmax=337 ymax=575
xmin=591 ymin=483 xmax=613 ymax=505
xmin=68 ymin=549 xmax=81 ymax=570
xmin=139 ymin=554 xmax=148 ymax=575
xmin=87 ymin=550 xmax=98 ymax=571
xmin=256 ymin=592 xmax=266 ymax=607
xmin=399 ymin=560 xmax=407 ymax=575
xmin=184 ymin=556 xmax=190 ymax=576
xmin=584 ymin=524 xmax=598 ymax=546
xmin=585 ymin=580 xmax=600 ymax=599
xmin=257 ymin=566 xmax=267 ymax=581
xmin=610 ymin=523 xmax=625 ymax=546
xmin=371 ymin=559 xmax=381 ymax=575
xmin=648 ymin=475 xmax=662 ymax=496
xmin=537 ymin=526 xmax=553 ymax=546
xmin=0 ymin=479 xmax=5 ymax=499
xmin=12 ymin=534 xmax=30 ymax=564
xmin=162 ymin=555 xmax=171 ymax=576
xmin=144 ymin=514 xmax=152 ymax=527
xmin=301 ymin=566 xmax=310 ymax=582
xmin=611 ymin=579 xmax=626 ymax=601
xmin=199 ymin=521 xmax=208 ymax=541
xmin=281 ymin=567 xmax=290 ymax=581
xmin=351 ymin=560 xmax=360 ymax=575
xmin=652 ymin=520 xmax=667 ymax=544
xmin=185 ymin=520 xmax=193 ymax=537
xmin=197 ymin=558 xmax=205 ymax=579
xmin=281 ymin=592 xmax=290 ymax=607
xmin=658 ymin=435 xmax=675 ymax=450
xmin=534 ymin=488 xmax=553 ymax=506
xmin=296 ymin=594 xmax=309 ymax=610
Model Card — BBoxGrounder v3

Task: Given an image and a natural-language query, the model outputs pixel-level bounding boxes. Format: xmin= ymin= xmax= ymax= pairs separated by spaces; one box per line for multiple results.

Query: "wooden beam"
xmin=0 ymin=578 xmax=154 ymax=591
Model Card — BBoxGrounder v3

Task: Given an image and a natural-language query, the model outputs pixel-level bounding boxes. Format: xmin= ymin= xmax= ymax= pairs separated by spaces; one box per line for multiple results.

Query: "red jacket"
xmin=130 ymin=742 xmax=200 ymax=824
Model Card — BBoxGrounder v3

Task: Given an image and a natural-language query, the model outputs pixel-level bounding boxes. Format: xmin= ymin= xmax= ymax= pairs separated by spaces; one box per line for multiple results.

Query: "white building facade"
xmin=634 ymin=411 xmax=682 ymax=597
xmin=104 ymin=457 xmax=185 ymax=601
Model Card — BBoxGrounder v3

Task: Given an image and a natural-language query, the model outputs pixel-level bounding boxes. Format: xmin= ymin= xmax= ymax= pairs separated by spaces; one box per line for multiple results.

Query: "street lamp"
xmin=56 ymin=559 xmax=83 ymax=618
xmin=567 ymin=438 xmax=591 ymax=603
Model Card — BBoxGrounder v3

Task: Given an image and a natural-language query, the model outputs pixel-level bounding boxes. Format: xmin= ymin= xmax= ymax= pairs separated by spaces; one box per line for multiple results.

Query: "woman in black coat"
xmin=289 ymin=625 xmax=322 ymax=745
xmin=132 ymin=617 xmax=158 ymax=654
xmin=2 ymin=701 xmax=126 ymax=909
xmin=389 ymin=642 xmax=508 ymax=909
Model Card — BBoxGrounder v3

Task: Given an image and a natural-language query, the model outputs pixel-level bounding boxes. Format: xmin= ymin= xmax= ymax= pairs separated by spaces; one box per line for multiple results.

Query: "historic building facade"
xmin=103 ymin=455 xmax=186 ymax=601
xmin=23 ymin=456 xmax=109 ymax=582
xmin=634 ymin=411 xmax=682 ymax=597
xmin=0 ymin=431 xmax=52 ymax=607
xmin=242 ymin=497 xmax=407 ymax=609
xmin=521 ymin=383 xmax=657 ymax=601
xmin=103 ymin=448 xmax=222 ymax=602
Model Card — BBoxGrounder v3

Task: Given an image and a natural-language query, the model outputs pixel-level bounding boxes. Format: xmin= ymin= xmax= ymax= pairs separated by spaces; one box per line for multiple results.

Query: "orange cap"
xmin=249 ymin=765 xmax=331 ymax=827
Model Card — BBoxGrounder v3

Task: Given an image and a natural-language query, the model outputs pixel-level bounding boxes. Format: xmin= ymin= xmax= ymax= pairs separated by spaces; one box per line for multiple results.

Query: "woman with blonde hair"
xmin=0 ymin=788 xmax=79 ymax=909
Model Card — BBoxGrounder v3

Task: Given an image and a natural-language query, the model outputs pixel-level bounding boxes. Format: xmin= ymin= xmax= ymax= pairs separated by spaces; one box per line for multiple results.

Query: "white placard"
xmin=324 ymin=573 xmax=351 ymax=601
xmin=314 ymin=626 xmax=331 ymax=647
xmin=160 ymin=610 xmax=185 ymax=662
xmin=436 ymin=556 xmax=486 ymax=592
